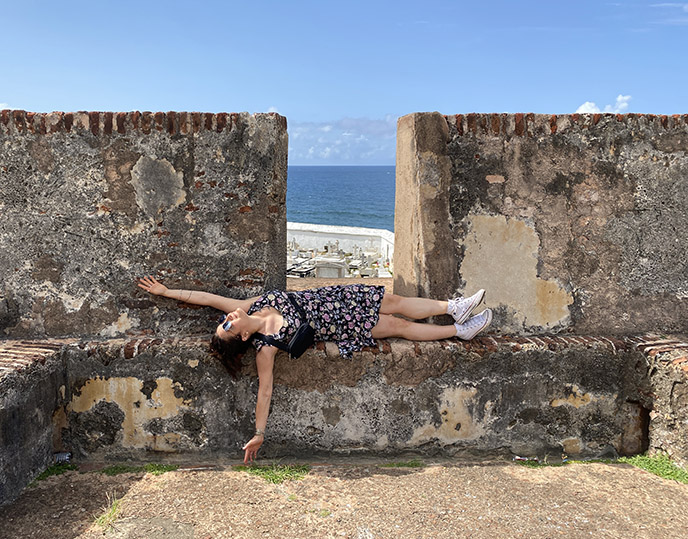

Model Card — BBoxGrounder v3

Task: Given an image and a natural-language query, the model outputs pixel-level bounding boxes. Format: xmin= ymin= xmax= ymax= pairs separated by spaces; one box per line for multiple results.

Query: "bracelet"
xmin=255 ymin=429 xmax=265 ymax=437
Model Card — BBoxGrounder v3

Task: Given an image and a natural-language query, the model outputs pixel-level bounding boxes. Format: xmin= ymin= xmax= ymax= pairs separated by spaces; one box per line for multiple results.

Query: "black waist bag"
xmin=255 ymin=293 xmax=315 ymax=359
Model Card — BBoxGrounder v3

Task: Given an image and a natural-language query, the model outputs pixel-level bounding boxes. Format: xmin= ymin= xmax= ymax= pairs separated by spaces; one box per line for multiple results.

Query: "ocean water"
xmin=286 ymin=166 xmax=396 ymax=232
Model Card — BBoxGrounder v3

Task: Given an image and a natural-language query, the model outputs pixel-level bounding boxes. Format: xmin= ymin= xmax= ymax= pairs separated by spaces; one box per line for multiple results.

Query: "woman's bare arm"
xmin=137 ymin=276 xmax=259 ymax=312
xmin=242 ymin=345 xmax=276 ymax=463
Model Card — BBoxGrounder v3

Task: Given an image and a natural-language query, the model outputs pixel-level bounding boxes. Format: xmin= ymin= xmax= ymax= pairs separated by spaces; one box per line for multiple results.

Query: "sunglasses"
xmin=218 ymin=315 xmax=233 ymax=332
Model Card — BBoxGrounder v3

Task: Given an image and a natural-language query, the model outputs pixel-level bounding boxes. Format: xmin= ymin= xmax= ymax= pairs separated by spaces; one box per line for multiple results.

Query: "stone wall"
xmin=0 ymin=110 xmax=288 ymax=338
xmin=395 ymin=112 xmax=688 ymax=335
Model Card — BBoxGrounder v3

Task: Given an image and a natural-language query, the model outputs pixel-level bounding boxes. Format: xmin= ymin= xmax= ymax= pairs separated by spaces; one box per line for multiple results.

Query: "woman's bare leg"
xmin=371 ymin=314 xmax=456 ymax=341
xmin=379 ymin=292 xmax=448 ymax=320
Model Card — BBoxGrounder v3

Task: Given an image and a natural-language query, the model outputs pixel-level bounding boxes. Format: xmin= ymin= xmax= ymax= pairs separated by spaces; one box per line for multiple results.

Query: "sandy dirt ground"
xmin=2 ymin=458 xmax=687 ymax=539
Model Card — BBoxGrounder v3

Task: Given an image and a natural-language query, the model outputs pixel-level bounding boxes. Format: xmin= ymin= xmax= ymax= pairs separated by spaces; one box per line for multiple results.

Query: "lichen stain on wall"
xmin=459 ymin=214 xmax=573 ymax=330
xmin=411 ymin=387 xmax=483 ymax=444
xmin=68 ymin=376 xmax=192 ymax=451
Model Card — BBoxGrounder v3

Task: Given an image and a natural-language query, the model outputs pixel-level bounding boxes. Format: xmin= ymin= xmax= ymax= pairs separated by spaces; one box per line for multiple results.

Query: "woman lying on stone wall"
xmin=137 ymin=276 xmax=492 ymax=463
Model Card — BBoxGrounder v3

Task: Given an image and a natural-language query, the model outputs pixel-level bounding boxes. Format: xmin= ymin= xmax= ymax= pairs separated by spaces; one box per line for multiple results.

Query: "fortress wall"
xmin=395 ymin=112 xmax=688 ymax=335
xmin=0 ymin=110 xmax=288 ymax=338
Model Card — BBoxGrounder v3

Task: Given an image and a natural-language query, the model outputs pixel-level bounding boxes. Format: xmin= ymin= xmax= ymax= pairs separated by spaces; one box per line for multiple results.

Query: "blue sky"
xmin=1 ymin=1 xmax=686 ymax=164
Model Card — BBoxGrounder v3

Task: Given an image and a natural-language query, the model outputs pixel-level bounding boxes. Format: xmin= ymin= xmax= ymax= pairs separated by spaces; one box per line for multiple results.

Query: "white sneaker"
xmin=454 ymin=309 xmax=493 ymax=340
xmin=447 ymin=289 xmax=485 ymax=325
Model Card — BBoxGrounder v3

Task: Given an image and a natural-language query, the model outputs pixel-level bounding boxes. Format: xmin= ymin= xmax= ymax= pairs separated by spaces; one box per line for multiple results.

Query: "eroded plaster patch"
xmin=99 ymin=313 xmax=137 ymax=337
xmin=130 ymin=156 xmax=186 ymax=217
xmin=460 ymin=214 xmax=573 ymax=330
xmin=411 ymin=387 xmax=483 ymax=444
xmin=550 ymin=385 xmax=597 ymax=408
xmin=68 ymin=377 xmax=192 ymax=451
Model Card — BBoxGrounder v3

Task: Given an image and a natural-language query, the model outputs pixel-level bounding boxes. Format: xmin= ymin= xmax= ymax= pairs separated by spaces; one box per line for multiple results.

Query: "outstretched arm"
xmin=243 ymin=345 xmax=276 ymax=463
xmin=137 ymin=276 xmax=258 ymax=313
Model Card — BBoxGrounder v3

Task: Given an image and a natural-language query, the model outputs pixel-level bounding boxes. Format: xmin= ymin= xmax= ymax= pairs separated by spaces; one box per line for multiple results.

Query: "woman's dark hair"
xmin=210 ymin=333 xmax=252 ymax=378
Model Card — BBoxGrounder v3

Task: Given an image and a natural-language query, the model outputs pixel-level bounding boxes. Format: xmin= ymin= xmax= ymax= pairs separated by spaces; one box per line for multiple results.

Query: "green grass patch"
xmin=93 ymin=491 xmax=123 ymax=529
xmin=618 ymin=454 xmax=688 ymax=484
xmin=514 ymin=453 xmax=688 ymax=484
xmin=99 ymin=463 xmax=178 ymax=476
xmin=235 ymin=463 xmax=311 ymax=484
xmin=33 ymin=462 xmax=78 ymax=483
xmin=379 ymin=459 xmax=425 ymax=468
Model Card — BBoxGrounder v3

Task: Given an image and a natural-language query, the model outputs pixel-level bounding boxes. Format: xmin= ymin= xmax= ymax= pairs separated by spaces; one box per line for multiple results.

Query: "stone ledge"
xmin=2 ymin=333 xmax=687 ymax=508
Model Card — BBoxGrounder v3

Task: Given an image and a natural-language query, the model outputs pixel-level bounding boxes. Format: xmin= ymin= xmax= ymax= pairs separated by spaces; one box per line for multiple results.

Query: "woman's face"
xmin=216 ymin=308 xmax=250 ymax=341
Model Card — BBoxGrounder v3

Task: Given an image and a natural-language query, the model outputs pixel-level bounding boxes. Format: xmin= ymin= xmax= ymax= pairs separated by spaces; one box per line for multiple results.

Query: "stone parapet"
xmin=0 ymin=110 xmax=288 ymax=339
xmin=394 ymin=111 xmax=688 ymax=335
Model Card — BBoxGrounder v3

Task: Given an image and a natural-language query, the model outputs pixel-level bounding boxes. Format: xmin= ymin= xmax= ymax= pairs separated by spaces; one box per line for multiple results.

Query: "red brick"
xmin=514 ymin=113 xmax=524 ymax=136
xmin=123 ymin=340 xmax=137 ymax=359
xmin=116 ymin=112 xmax=126 ymax=134
xmin=192 ymin=112 xmax=201 ymax=133
xmin=38 ymin=114 xmax=47 ymax=135
xmin=63 ymin=113 xmax=74 ymax=132
xmin=550 ymin=114 xmax=557 ymax=134
xmin=104 ymin=112 xmax=113 ymax=134
xmin=131 ymin=111 xmax=140 ymax=130
xmin=154 ymin=112 xmax=164 ymax=131
xmin=179 ymin=112 xmax=188 ymax=134
xmin=268 ymin=205 xmax=280 ymax=214
xmin=204 ymin=113 xmax=213 ymax=131
xmin=467 ymin=113 xmax=477 ymax=134
xmin=167 ymin=111 xmax=176 ymax=134
xmin=490 ymin=114 xmax=500 ymax=135
xmin=593 ymin=114 xmax=602 ymax=125
xmin=660 ymin=115 xmax=668 ymax=128
xmin=671 ymin=356 xmax=688 ymax=365
xmin=239 ymin=205 xmax=253 ymax=213
xmin=185 ymin=203 xmax=200 ymax=211
xmin=381 ymin=341 xmax=392 ymax=354
xmin=216 ymin=113 xmax=228 ymax=132
xmin=13 ymin=110 xmax=25 ymax=131
xmin=141 ymin=112 xmax=152 ymax=134
xmin=616 ymin=114 xmax=624 ymax=122
xmin=89 ymin=111 xmax=100 ymax=135
xmin=456 ymin=114 xmax=464 ymax=136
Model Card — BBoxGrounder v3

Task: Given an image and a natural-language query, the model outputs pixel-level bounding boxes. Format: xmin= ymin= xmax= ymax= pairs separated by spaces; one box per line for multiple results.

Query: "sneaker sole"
xmin=454 ymin=289 xmax=485 ymax=325
xmin=457 ymin=309 xmax=493 ymax=340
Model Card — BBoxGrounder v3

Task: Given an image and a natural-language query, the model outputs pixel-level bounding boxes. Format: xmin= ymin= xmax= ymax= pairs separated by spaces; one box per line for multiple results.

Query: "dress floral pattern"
xmin=248 ymin=285 xmax=386 ymax=358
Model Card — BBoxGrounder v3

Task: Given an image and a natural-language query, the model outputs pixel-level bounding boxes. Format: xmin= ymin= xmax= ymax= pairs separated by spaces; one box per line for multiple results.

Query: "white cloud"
xmin=650 ymin=3 xmax=688 ymax=10
xmin=576 ymin=94 xmax=632 ymax=114
xmin=0 ymin=103 xmax=9 ymax=109
xmin=267 ymin=106 xmax=280 ymax=113
xmin=288 ymin=116 xmax=397 ymax=165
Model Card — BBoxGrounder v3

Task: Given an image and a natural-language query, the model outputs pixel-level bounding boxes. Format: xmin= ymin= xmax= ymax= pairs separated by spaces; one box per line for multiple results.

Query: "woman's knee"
xmin=380 ymin=292 xmax=403 ymax=314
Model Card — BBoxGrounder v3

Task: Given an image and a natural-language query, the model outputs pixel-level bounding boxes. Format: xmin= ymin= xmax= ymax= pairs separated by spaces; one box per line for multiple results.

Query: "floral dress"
xmin=247 ymin=285 xmax=386 ymax=358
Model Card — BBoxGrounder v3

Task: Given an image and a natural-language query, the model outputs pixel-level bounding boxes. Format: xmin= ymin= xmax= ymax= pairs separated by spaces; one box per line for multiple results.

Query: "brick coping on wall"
xmin=444 ymin=112 xmax=688 ymax=137
xmin=0 ymin=110 xmax=286 ymax=136
xmin=2 ymin=334 xmax=687 ymax=381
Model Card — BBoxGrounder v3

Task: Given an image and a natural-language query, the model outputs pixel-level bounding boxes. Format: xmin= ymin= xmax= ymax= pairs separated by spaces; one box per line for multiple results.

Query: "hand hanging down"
xmin=242 ymin=434 xmax=264 ymax=464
